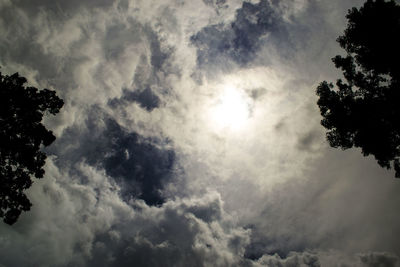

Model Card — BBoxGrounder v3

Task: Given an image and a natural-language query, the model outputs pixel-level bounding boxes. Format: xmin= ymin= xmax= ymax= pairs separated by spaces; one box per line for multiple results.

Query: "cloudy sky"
xmin=1 ymin=0 xmax=400 ymax=266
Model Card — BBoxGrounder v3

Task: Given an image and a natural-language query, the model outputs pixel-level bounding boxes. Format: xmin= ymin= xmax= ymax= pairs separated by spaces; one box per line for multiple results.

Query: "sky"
xmin=1 ymin=0 xmax=400 ymax=266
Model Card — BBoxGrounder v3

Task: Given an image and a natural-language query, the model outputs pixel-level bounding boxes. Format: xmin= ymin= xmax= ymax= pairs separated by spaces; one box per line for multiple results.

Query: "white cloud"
xmin=1 ymin=0 xmax=400 ymax=266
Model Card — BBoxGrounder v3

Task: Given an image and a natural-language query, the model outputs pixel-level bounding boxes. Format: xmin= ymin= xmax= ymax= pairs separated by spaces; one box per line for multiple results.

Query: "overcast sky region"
xmin=1 ymin=0 xmax=400 ymax=266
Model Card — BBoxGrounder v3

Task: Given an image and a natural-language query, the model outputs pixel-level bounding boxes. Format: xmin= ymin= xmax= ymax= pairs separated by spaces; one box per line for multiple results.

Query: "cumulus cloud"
xmin=0 ymin=163 xmax=251 ymax=266
xmin=86 ymin=192 xmax=252 ymax=267
xmin=190 ymin=0 xmax=292 ymax=75
xmin=1 ymin=0 xmax=400 ymax=266
xmin=49 ymin=109 xmax=176 ymax=205
xmin=255 ymin=250 xmax=400 ymax=267
xmin=358 ymin=252 xmax=400 ymax=267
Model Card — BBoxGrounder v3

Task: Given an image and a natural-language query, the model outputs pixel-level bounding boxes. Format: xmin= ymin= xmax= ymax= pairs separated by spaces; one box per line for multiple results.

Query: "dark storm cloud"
xmin=102 ymin=122 xmax=175 ymax=206
xmin=358 ymin=252 xmax=399 ymax=267
xmin=78 ymin=194 xmax=251 ymax=267
xmin=254 ymin=250 xmax=400 ymax=267
xmin=87 ymin=206 xmax=217 ymax=266
xmin=0 ymin=174 xmax=252 ymax=266
xmin=257 ymin=251 xmax=321 ymax=267
xmin=244 ymin=225 xmax=310 ymax=261
xmin=49 ymin=110 xmax=175 ymax=206
xmin=117 ymin=87 xmax=161 ymax=111
xmin=190 ymin=0 xmax=290 ymax=70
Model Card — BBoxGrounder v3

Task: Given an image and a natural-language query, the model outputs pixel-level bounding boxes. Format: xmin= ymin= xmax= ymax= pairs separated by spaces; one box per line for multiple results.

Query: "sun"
xmin=209 ymin=86 xmax=251 ymax=132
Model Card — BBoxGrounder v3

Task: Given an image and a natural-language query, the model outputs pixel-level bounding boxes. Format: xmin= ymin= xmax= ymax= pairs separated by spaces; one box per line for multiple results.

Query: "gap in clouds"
xmin=190 ymin=0 xmax=292 ymax=76
xmin=46 ymin=108 xmax=177 ymax=206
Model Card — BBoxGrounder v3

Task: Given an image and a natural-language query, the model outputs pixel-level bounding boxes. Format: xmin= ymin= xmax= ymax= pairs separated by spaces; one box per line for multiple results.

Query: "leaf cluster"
xmin=0 ymin=71 xmax=63 ymax=224
xmin=316 ymin=0 xmax=400 ymax=177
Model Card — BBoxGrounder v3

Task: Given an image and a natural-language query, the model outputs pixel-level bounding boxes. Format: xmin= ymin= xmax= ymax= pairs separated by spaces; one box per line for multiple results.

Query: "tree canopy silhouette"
xmin=0 ymin=71 xmax=63 ymax=224
xmin=316 ymin=0 xmax=400 ymax=177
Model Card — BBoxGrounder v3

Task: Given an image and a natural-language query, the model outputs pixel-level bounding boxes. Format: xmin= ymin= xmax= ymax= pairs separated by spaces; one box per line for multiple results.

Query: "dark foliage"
xmin=316 ymin=0 xmax=400 ymax=177
xmin=0 ymin=71 xmax=63 ymax=224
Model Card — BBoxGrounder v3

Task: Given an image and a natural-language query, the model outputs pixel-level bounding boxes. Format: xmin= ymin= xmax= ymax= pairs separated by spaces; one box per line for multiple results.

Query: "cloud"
xmin=358 ymin=252 xmax=400 ymax=267
xmin=256 ymin=251 xmax=321 ymax=267
xmin=255 ymin=250 xmax=400 ymax=267
xmin=117 ymin=86 xmax=161 ymax=111
xmin=0 ymin=159 xmax=131 ymax=267
xmin=47 ymin=109 xmax=176 ymax=206
xmin=85 ymin=192 xmax=252 ymax=267
xmin=0 ymin=166 xmax=252 ymax=266
xmin=190 ymin=0 xmax=291 ymax=74
xmin=2 ymin=0 xmax=400 ymax=266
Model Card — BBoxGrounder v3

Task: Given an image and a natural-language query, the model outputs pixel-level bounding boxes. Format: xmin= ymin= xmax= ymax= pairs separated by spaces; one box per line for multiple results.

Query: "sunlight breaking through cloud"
xmin=209 ymin=85 xmax=252 ymax=132
xmin=1 ymin=0 xmax=400 ymax=266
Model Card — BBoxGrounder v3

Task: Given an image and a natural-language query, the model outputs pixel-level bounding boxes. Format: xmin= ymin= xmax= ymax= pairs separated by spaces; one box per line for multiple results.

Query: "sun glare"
xmin=209 ymin=87 xmax=251 ymax=132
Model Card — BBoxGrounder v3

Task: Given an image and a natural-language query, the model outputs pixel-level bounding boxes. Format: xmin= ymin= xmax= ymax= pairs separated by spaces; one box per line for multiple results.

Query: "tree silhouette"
xmin=316 ymin=0 xmax=400 ymax=177
xmin=0 ymin=71 xmax=63 ymax=224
